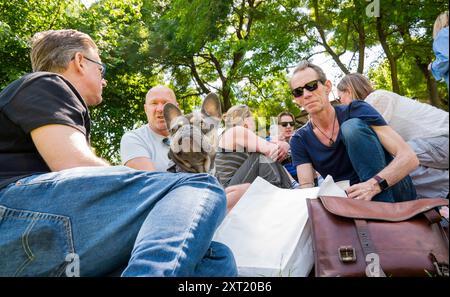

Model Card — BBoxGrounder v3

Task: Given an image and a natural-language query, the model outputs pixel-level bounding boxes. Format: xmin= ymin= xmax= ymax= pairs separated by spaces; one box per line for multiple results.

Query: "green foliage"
xmin=1 ymin=0 xmax=448 ymax=163
xmin=0 ymin=0 xmax=83 ymax=88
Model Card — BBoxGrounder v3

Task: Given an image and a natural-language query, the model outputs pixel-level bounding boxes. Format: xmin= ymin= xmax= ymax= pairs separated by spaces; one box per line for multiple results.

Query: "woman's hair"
xmin=433 ymin=11 xmax=449 ymax=39
xmin=337 ymin=73 xmax=374 ymax=100
xmin=277 ymin=111 xmax=295 ymax=123
xmin=30 ymin=29 xmax=97 ymax=73
xmin=223 ymin=104 xmax=252 ymax=128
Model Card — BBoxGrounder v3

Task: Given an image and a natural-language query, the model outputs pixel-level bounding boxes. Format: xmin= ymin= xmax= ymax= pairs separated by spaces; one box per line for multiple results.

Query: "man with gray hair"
xmin=0 ymin=29 xmax=236 ymax=277
xmin=120 ymin=85 xmax=178 ymax=172
xmin=289 ymin=60 xmax=418 ymax=202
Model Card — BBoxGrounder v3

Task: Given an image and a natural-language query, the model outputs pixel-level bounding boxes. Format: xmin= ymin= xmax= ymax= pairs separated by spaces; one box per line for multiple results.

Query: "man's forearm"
xmin=373 ymin=151 xmax=419 ymax=187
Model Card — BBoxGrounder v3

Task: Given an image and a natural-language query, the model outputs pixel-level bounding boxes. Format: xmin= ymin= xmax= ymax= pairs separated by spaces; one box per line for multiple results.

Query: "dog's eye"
xmin=169 ymin=117 xmax=188 ymax=134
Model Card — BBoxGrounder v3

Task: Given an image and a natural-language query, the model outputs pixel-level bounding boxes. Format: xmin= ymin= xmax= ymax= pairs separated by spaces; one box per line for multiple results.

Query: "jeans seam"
xmin=57 ymin=217 xmax=75 ymax=276
xmin=14 ymin=218 xmax=37 ymax=276
xmin=16 ymin=177 xmax=70 ymax=187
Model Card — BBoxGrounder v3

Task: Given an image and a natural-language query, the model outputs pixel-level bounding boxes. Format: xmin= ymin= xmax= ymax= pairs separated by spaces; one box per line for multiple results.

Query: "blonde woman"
xmin=430 ymin=11 xmax=449 ymax=89
xmin=337 ymin=73 xmax=449 ymax=199
xmin=214 ymin=104 xmax=295 ymax=190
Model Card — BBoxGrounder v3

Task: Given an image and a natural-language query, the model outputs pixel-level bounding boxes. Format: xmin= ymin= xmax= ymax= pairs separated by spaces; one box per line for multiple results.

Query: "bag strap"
xmin=423 ymin=209 xmax=442 ymax=224
xmin=424 ymin=209 xmax=449 ymax=276
xmin=354 ymin=219 xmax=387 ymax=277
xmin=424 ymin=209 xmax=449 ymax=249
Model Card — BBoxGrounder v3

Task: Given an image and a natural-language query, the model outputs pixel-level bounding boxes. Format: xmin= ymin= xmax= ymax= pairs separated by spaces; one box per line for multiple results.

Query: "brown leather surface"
xmin=319 ymin=196 xmax=448 ymax=222
xmin=307 ymin=197 xmax=449 ymax=277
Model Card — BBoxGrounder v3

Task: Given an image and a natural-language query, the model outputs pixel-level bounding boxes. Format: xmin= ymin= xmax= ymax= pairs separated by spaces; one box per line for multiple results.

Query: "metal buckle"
xmin=433 ymin=262 xmax=449 ymax=277
xmin=338 ymin=246 xmax=356 ymax=263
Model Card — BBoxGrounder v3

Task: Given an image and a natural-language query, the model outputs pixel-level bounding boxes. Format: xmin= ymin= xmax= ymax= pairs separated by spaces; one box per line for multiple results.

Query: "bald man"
xmin=120 ymin=85 xmax=178 ymax=171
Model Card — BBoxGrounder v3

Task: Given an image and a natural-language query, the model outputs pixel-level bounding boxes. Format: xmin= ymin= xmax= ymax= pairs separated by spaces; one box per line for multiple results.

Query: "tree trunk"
xmin=312 ymin=0 xmax=349 ymax=74
xmin=221 ymin=81 xmax=232 ymax=112
xmin=416 ymin=61 xmax=440 ymax=106
xmin=376 ymin=17 xmax=400 ymax=93
xmin=355 ymin=0 xmax=365 ymax=73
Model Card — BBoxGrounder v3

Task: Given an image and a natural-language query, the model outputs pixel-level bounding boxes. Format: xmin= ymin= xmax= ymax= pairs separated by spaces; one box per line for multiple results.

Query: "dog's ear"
xmin=163 ymin=103 xmax=183 ymax=131
xmin=201 ymin=93 xmax=222 ymax=120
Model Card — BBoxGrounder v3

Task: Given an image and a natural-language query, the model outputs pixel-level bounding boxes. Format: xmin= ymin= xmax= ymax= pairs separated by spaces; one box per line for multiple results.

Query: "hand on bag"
xmin=225 ymin=183 xmax=251 ymax=213
xmin=346 ymin=179 xmax=381 ymax=201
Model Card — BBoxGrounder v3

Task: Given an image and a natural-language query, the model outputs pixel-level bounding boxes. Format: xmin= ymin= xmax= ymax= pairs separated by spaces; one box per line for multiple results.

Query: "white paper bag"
xmin=213 ymin=176 xmax=347 ymax=277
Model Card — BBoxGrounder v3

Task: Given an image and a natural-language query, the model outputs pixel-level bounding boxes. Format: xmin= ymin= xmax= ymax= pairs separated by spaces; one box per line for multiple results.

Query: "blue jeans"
xmin=340 ymin=118 xmax=417 ymax=202
xmin=0 ymin=166 xmax=237 ymax=276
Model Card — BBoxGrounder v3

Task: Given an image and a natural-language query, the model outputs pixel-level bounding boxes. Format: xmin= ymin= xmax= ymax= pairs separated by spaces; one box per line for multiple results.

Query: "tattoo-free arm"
xmin=296 ymin=163 xmax=316 ymax=188
xmin=31 ymin=124 xmax=109 ymax=171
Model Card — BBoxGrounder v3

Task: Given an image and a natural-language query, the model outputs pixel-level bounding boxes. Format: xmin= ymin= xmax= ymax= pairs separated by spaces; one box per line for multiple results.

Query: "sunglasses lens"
xmin=304 ymin=80 xmax=319 ymax=91
xmin=292 ymin=80 xmax=320 ymax=97
xmin=281 ymin=122 xmax=294 ymax=127
xmin=292 ymin=87 xmax=303 ymax=98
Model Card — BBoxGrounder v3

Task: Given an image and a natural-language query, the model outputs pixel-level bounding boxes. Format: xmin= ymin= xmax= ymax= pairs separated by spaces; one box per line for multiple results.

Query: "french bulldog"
xmin=163 ymin=93 xmax=222 ymax=173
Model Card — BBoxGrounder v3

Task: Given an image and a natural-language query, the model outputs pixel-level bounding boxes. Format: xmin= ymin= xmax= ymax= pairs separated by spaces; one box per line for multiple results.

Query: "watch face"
xmin=374 ymin=175 xmax=389 ymax=191
xmin=379 ymin=179 xmax=389 ymax=191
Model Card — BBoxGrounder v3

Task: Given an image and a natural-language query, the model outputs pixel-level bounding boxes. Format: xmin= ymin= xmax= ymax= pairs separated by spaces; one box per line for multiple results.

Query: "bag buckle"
xmin=430 ymin=252 xmax=449 ymax=277
xmin=338 ymin=246 xmax=356 ymax=263
xmin=433 ymin=262 xmax=449 ymax=277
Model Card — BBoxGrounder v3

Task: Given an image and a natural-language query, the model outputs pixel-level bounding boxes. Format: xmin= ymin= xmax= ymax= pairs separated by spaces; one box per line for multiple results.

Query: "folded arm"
xmin=219 ymin=126 xmax=280 ymax=160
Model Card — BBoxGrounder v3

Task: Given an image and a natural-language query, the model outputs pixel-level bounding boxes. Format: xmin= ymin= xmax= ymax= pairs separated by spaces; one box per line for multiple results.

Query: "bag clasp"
xmin=338 ymin=246 xmax=356 ymax=263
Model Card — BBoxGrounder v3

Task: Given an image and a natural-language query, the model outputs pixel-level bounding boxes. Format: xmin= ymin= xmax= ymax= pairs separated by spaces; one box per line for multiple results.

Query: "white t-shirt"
xmin=365 ymin=90 xmax=449 ymax=141
xmin=120 ymin=125 xmax=171 ymax=172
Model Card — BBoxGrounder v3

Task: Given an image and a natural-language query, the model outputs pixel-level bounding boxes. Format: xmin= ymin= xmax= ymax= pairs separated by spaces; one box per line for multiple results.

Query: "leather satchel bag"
xmin=306 ymin=196 xmax=449 ymax=277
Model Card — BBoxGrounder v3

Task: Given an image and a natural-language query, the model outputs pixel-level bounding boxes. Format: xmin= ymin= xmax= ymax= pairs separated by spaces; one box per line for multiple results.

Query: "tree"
xmin=286 ymin=0 xmax=379 ymax=75
xmin=1 ymin=0 xmax=447 ymax=163
xmin=367 ymin=0 xmax=448 ymax=107
xmin=0 ymin=0 xmax=83 ymax=88
xmin=144 ymin=0 xmax=310 ymax=112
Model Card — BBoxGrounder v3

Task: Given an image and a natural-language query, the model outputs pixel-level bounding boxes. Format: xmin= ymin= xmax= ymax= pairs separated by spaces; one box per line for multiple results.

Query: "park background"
xmin=1 ymin=0 xmax=448 ymax=163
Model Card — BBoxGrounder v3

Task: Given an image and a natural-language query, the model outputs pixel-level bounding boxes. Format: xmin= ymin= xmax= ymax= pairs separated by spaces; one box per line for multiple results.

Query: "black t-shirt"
xmin=0 ymin=72 xmax=90 ymax=189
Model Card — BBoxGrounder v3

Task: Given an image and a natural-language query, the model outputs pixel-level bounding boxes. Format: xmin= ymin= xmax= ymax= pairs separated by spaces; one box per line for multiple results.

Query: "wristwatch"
xmin=373 ymin=175 xmax=389 ymax=191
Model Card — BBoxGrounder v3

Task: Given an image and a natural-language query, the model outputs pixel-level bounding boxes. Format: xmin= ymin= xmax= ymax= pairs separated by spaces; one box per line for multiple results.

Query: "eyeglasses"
xmin=280 ymin=121 xmax=295 ymax=127
xmin=291 ymin=79 xmax=321 ymax=98
xmin=83 ymin=56 xmax=106 ymax=78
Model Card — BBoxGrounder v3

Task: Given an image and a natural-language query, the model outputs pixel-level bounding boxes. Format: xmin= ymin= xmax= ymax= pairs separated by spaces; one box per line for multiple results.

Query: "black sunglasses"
xmin=291 ymin=79 xmax=322 ymax=98
xmin=280 ymin=121 xmax=295 ymax=127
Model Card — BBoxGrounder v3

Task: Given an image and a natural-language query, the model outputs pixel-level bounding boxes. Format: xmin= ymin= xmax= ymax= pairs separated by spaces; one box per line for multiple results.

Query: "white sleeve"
xmin=364 ymin=90 xmax=396 ymax=123
xmin=120 ymin=131 xmax=153 ymax=165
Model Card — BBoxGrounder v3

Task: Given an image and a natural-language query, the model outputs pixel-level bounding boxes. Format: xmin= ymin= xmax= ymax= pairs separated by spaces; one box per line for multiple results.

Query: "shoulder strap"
xmin=354 ymin=219 xmax=387 ymax=277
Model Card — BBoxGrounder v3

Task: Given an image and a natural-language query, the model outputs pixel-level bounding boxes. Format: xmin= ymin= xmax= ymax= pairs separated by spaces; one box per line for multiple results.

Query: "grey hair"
xmin=30 ymin=29 xmax=97 ymax=73
xmin=289 ymin=60 xmax=327 ymax=88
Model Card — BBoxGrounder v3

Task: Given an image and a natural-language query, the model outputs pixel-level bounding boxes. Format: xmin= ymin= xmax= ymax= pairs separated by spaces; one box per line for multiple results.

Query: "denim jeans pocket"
xmin=14 ymin=173 xmax=60 ymax=186
xmin=0 ymin=205 xmax=75 ymax=276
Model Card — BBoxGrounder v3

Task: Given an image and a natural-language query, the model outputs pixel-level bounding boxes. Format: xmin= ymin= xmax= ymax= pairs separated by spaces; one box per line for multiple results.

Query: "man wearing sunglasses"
xmin=0 ymin=30 xmax=236 ymax=276
xmin=288 ymin=60 xmax=418 ymax=202
xmin=273 ymin=111 xmax=297 ymax=181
